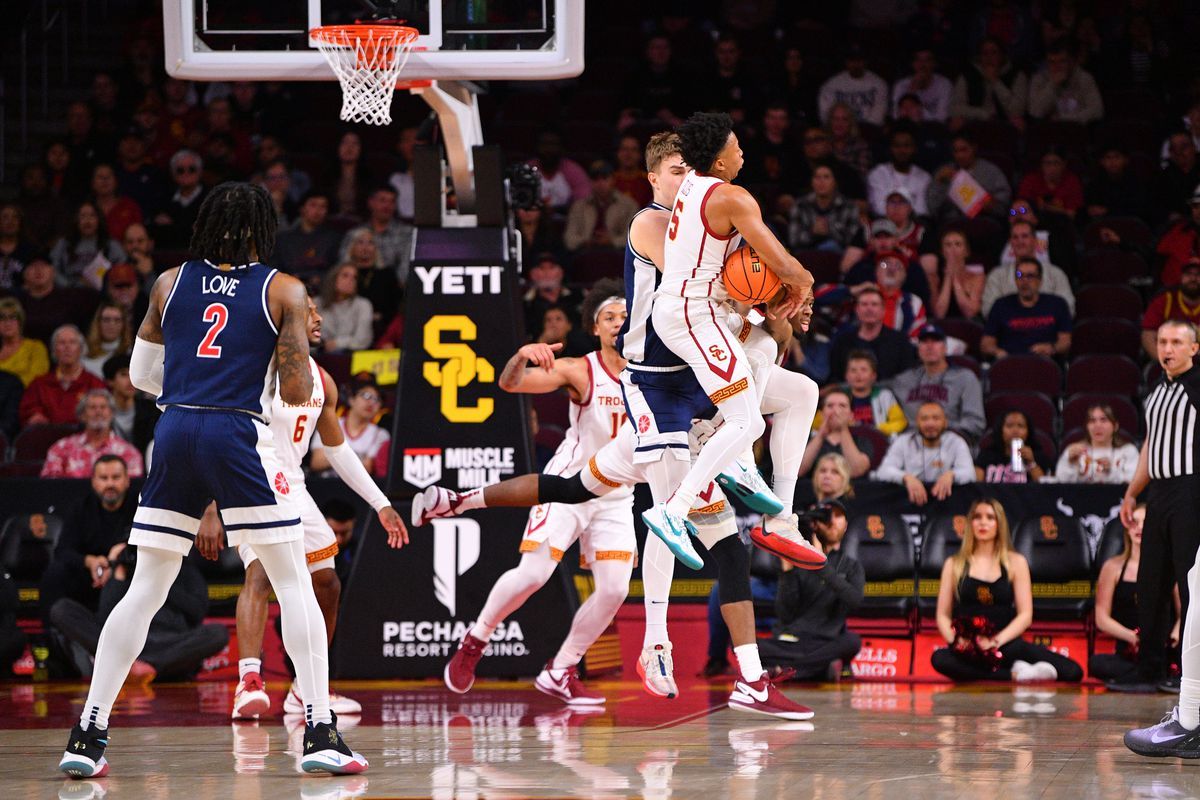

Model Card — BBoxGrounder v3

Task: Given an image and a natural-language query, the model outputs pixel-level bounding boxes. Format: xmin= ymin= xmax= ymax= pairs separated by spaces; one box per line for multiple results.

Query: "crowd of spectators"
xmin=2 ymin=2 xmax=1200 ymax=683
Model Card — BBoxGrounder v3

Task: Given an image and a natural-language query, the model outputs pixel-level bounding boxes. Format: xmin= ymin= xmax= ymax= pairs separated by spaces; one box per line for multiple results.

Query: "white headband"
xmin=594 ymin=296 xmax=624 ymax=323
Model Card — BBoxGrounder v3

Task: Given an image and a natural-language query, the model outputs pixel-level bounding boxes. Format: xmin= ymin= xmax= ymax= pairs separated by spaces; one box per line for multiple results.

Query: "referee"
xmin=1124 ymin=322 xmax=1200 ymax=756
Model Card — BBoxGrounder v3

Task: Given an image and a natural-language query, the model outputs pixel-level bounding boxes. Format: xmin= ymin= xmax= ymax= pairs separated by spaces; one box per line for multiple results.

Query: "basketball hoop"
xmin=311 ymin=22 xmax=420 ymax=126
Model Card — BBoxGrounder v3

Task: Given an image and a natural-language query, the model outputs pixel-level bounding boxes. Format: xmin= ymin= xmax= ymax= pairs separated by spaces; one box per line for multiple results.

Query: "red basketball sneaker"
xmin=444 ymin=633 xmax=487 ymax=694
xmin=750 ymin=514 xmax=826 ymax=570
xmin=534 ymin=662 xmax=605 ymax=705
xmin=728 ymin=671 xmax=814 ymax=720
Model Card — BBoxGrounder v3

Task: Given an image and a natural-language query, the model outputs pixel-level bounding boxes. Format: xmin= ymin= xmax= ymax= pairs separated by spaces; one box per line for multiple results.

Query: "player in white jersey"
xmin=642 ymin=112 xmax=816 ymax=564
xmin=195 ymin=297 xmax=408 ymax=720
xmin=429 ymin=280 xmax=636 ymax=705
xmin=412 ymin=304 xmax=821 ymax=720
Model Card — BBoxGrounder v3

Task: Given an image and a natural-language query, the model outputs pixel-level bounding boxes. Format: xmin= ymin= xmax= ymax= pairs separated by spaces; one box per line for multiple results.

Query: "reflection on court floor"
xmin=3 ymin=680 xmax=1199 ymax=799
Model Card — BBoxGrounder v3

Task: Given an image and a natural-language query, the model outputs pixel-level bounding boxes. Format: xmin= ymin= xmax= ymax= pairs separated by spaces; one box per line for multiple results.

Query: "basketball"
xmin=722 ymin=245 xmax=782 ymax=304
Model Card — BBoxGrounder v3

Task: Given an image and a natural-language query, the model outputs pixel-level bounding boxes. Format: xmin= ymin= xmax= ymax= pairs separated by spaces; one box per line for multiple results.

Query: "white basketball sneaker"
xmin=411 ymin=485 xmax=466 ymax=527
xmin=716 ymin=459 xmax=784 ymax=515
xmin=232 ymin=673 xmax=270 ymax=720
xmin=637 ymin=642 xmax=678 ymax=699
xmin=283 ymin=683 xmax=362 ymax=716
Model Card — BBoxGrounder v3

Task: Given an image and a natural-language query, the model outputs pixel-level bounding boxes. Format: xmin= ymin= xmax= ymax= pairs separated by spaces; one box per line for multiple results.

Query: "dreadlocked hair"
xmin=677 ymin=112 xmax=734 ymax=175
xmin=189 ymin=181 xmax=278 ymax=265
xmin=580 ymin=277 xmax=626 ymax=334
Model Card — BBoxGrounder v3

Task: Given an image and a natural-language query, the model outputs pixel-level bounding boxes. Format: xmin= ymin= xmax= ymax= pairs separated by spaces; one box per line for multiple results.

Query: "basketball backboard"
xmin=163 ymin=0 xmax=584 ymax=83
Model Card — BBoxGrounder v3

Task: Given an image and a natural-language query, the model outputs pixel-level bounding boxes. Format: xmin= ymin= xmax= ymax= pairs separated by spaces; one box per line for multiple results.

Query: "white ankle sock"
xmin=734 ymin=644 xmax=763 ymax=682
xmin=239 ymin=658 xmax=262 ymax=680
xmin=457 ymin=487 xmax=487 ymax=511
xmin=1181 ymin=679 xmax=1200 ymax=729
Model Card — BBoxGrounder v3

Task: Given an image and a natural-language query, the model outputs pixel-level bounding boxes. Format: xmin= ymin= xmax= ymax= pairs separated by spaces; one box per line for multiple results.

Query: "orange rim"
xmin=310 ymin=23 xmax=420 ymax=47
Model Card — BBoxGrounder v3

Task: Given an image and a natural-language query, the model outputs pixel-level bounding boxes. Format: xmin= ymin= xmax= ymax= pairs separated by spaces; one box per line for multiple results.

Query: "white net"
xmin=312 ymin=25 xmax=419 ymax=126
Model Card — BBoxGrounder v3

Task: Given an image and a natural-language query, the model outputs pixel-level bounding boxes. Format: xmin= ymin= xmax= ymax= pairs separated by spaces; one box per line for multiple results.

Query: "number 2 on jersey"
xmin=196 ymin=303 xmax=228 ymax=359
xmin=667 ymin=200 xmax=684 ymax=241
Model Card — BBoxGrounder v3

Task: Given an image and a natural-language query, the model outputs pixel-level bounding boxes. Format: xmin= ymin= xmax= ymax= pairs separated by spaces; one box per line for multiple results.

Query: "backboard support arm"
xmin=410 ymin=80 xmax=483 ymax=222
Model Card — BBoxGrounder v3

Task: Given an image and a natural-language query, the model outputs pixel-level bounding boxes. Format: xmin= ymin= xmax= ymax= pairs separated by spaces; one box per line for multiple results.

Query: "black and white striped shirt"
xmin=1145 ymin=367 xmax=1200 ymax=479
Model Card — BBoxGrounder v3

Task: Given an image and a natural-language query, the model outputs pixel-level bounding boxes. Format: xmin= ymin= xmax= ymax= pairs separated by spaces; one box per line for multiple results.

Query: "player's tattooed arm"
xmin=498 ymin=343 xmax=587 ymax=401
xmin=272 ymin=275 xmax=315 ymax=405
xmin=136 ymin=267 xmax=179 ymax=344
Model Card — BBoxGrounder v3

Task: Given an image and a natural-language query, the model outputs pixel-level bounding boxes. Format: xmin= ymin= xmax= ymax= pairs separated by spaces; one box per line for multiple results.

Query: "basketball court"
xmin=3 ymin=680 xmax=1196 ymax=797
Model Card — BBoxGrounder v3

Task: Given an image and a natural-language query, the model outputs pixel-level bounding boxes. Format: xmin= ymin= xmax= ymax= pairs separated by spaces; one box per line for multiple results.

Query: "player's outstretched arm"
xmin=270 ymin=274 xmax=315 ymax=405
xmin=717 ymin=184 xmax=814 ymax=293
xmin=497 ymin=342 xmax=589 ymax=402
xmin=313 ymin=367 xmax=408 ymax=548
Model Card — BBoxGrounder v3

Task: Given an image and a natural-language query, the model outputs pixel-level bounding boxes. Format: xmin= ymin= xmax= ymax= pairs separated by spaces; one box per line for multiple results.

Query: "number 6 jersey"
xmin=157 ymin=260 xmax=282 ymax=421
xmin=270 ymin=355 xmax=325 ymax=487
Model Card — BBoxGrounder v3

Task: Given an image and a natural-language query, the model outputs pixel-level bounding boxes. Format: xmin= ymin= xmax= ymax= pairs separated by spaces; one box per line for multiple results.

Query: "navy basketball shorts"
xmin=130 ymin=407 xmax=302 ymax=555
xmin=621 ymin=366 xmax=714 ymax=465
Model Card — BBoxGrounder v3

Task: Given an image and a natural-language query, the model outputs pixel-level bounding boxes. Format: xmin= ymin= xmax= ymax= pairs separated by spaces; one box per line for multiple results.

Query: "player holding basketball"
xmin=438 ymin=280 xmax=636 ymax=705
xmin=59 ymin=183 xmax=366 ymax=778
xmin=641 ymin=112 xmax=815 ymax=572
xmin=412 ymin=297 xmax=821 ymax=719
xmin=194 ymin=297 xmax=408 ymax=721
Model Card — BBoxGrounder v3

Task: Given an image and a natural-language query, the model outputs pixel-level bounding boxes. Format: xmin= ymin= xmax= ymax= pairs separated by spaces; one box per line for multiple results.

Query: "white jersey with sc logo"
xmin=658 ymin=170 xmax=743 ymax=302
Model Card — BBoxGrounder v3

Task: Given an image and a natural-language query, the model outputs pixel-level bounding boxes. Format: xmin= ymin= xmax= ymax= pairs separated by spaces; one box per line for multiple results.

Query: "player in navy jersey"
xmin=59 ymin=183 xmax=366 ymax=778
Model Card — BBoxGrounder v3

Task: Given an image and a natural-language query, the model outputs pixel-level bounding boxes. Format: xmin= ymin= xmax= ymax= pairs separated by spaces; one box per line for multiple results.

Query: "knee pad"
xmin=710 ymin=535 xmax=752 ymax=604
xmin=538 ymin=474 xmax=598 ymax=505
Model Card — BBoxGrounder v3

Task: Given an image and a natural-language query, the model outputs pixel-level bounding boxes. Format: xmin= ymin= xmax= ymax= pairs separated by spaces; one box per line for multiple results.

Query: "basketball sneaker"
xmin=58 ymin=723 xmax=109 ymax=779
xmin=637 ymin=643 xmax=678 ymax=699
xmin=283 ymin=683 xmax=363 ymax=716
xmin=716 ymin=459 xmax=784 ymax=515
xmin=641 ymin=503 xmax=703 ymax=569
xmin=301 ymin=712 xmax=369 ymax=774
xmin=728 ymin=671 xmax=814 ymax=720
xmin=445 ymin=632 xmax=488 ymax=694
xmin=232 ymin=672 xmax=270 ymax=719
xmin=750 ymin=514 xmax=826 ymax=570
xmin=534 ymin=662 xmax=605 ymax=705
xmin=1125 ymin=706 xmax=1200 ymax=758
xmin=412 ymin=485 xmax=466 ymax=527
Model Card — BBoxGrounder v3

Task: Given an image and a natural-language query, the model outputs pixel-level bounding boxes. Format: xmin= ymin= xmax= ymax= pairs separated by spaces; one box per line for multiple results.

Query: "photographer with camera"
xmin=758 ymin=500 xmax=865 ymax=680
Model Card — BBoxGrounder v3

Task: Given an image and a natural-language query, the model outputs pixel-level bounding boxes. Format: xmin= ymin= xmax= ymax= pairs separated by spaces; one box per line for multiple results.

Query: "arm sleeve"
xmin=562 ymin=200 xmax=590 ymax=251
xmin=774 ymin=570 xmax=802 ymax=627
xmin=980 ymin=267 xmax=1006 ymax=318
xmin=54 ymin=504 xmax=88 ymax=571
xmin=879 ymin=393 xmax=909 ymax=437
xmin=1055 ymin=449 xmax=1079 ymax=482
xmin=1027 ymin=72 xmax=1056 ymax=119
xmin=957 ymin=375 xmax=987 ymax=441
xmin=323 ymin=440 xmax=390 ymax=511
xmin=349 ymin=299 xmax=374 ymax=350
xmin=130 ymin=337 xmax=165 ymax=397
xmin=40 ymin=442 xmax=66 ymax=478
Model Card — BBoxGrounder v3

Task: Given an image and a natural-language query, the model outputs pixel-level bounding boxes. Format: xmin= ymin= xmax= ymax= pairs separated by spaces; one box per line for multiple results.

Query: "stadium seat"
xmin=1101 ymin=90 xmax=1162 ymax=123
xmin=941 ymin=318 xmax=983 ymax=359
xmin=795 ymin=249 xmax=841 ymax=286
xmin=984 ymin=391 xmax=1057 ymax=436
xmin=1094 ymin=517 xmax=1128 ymax=579
xmin=850 ymin=425 xmax=890 ymax=471
xmin=11 ymin=424 xmax=77 ymax=465
xmin=1079 ymin=250 xmax=1151 ymax=286
xmin=0 ymin=431 xmax=8 ymax=462
xmin=917 ymin=510 xmax=967 ymax=618
xmin=1069 ymin=318 xmax=1141 ymax=360
xmin=839 ymin=512 xmax=916 ymax=619
xmin=1062 ymin=393 xmax=1140 ymax=437
xmin=531 ymin=390 xmax=571 ymax=434
xmin=1145 ymin=360 xmax=1163 ymax=386
xmin=1012 ymin=514 xmax=1092 ymax=620
xmin=1074 ymin=284 xmax=1143 ymax=322
xmin=1083 ymin=217 xmax=1154 ymax=250
xmin=947 ymin=354 xmax=981 ymax=377
xmin=0 ymin=512 xmax=63 ymax=583
xmin=1065 ymin=354 xmax=1141 ymax=398
xmin=987 ymin=355 xmax=1061 ymax=398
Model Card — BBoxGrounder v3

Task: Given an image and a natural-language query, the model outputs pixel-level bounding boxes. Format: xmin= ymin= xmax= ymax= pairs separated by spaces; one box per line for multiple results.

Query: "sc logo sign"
xmin=422 ymin=315 xmax=495 ymax=423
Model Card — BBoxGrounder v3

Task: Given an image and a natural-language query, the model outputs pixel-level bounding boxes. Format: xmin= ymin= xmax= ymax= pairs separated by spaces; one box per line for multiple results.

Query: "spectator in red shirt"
xmin=1016 ymin=146 xmax=1084 ymax=223
xmin=1156 ymin=186 xmax=1200 ymax=288
xmin=611 ymin=135 xmax=652 ymax=208
xmin=18 ymin=324 xmax=105 ymax=427
xmin=89 ymin=163 xmax=143 ymax=243
xmin=1142 ymin=259 xmax=1200 ymax=358
xmin=40 ymin=388 xmax=143 ymax=478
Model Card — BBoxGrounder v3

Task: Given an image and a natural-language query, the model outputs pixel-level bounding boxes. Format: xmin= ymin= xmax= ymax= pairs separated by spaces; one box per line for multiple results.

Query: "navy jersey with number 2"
xmin=157 ymin=259 xmax=281 ymax=420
